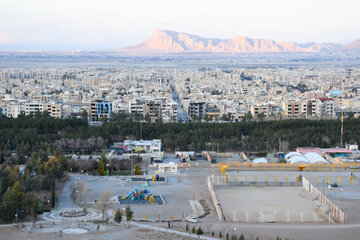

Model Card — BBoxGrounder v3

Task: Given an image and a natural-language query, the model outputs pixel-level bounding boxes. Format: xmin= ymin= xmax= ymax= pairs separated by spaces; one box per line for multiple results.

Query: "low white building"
xmin=157 ymin=162 xmax=178 ymax=173
xmin=123 ymin=139 xmax=161 ymax=153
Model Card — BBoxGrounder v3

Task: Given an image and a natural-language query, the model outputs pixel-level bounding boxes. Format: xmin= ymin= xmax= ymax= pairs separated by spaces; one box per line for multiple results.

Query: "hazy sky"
xmin=0 ymin=0 xmax=359 ymax=50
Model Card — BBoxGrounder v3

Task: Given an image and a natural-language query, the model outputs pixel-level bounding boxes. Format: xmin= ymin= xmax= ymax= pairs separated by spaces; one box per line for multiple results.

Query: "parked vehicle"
xmin=187 ymin=217 xmax=198 ymax=223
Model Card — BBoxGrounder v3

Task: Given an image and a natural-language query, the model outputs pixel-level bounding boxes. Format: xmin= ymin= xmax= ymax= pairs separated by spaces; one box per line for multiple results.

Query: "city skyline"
xmin=0 ymin=0 xmax=360 ymax=50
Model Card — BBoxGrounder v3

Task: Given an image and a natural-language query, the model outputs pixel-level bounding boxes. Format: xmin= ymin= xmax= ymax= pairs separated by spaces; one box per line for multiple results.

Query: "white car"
xmin=187 ymin=217 xmax=198 ymax=223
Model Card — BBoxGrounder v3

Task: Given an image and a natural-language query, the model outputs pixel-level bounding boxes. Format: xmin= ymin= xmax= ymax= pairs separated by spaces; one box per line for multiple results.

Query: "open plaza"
xmin=4 ymin=148 xmax=360 ymax=240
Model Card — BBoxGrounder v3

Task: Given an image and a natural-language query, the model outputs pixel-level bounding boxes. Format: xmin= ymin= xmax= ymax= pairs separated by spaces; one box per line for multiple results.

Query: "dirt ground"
xmin=215 ymin=186 xmax=327 ymax=223
xmin=0 ymin=223 xmax=197 ymax=240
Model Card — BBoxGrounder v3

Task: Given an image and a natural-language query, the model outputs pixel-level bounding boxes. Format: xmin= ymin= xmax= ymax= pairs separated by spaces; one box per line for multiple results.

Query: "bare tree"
xmin=95 ymin=190 xmax=113 ymax=220
xmin=205 ymin=223 xmax=213 ymax=233
xmin=76 ymin=182 xmax=89 ymax=207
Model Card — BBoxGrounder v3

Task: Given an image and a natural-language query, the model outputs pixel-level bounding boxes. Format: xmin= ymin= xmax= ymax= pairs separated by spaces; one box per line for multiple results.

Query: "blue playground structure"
xmin=121 ymin=188 xmax=152 ymax=201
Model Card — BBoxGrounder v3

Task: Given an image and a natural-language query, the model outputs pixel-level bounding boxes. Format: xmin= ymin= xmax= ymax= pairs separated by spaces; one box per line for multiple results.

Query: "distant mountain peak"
xmin=128 ymin=30 xmax=343 ymax=54
xmin=340 ymin=39 xmax=360 ymax=51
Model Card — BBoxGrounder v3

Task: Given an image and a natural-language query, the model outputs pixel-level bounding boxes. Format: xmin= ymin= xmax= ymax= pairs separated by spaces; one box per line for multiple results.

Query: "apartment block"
xmin=186 ymin=101 xmax=206 ymax=120
xmin=90 ymin=100 xmax=112 ymax=121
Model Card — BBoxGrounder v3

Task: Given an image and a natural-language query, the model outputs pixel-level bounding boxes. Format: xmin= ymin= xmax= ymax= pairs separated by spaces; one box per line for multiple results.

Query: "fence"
xmin=212 ymin=174 xmax=304 ymax=186
xmin=302 ymin=177 xmax=345 ymax=223
xmin=223 ymin=209 xmax=327 ymax=223
xmin=218 ymin=161 xmax=360 ymax=172
xmin=216 ymin=173 xmax=355 ymax=186
xmin=207 ymin=176 xmax=225 ymax=222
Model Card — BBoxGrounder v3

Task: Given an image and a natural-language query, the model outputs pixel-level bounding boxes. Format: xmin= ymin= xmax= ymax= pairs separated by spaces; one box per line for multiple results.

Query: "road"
xmin=57 ymin=174 xmax=83 ymax=209
xmin=149 ymin=221 xmax=360 ymax=240
xmin=172 ymin=89 xmax=188 ymax=122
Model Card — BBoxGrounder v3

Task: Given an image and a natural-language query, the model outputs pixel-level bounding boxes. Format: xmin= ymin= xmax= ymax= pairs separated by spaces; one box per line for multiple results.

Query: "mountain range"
xmin=124 ymin=29 xmax=360 ymax=54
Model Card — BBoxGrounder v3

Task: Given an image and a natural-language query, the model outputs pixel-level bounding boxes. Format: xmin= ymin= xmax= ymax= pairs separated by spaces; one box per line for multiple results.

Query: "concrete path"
xmin=130 ymin=221 xmax=218 ymax=240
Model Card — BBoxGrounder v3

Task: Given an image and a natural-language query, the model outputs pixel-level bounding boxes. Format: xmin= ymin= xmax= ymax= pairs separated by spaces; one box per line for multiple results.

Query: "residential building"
xmin=90 ymin=100 xmax=112 ymax=121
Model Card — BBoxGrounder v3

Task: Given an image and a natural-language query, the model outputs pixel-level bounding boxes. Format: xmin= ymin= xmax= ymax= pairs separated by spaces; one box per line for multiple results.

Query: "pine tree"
xmin=197 ymin=226 xmax=203 ymax=235
xmin=125 ymin=206 xmax=133 ymax=222
xmin=114 ymin=209 xmax=122 ymax=223
xmin=0 ymin=187 xmax=17 ymax=222
xmin=13 ymin=181 xmax=25 ymax=210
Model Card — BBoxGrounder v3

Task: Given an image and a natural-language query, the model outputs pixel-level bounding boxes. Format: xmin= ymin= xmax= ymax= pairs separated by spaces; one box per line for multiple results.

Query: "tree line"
xmin=0 ymin=147 xmax=69 ymax=223
xmin=1 ymin=113 xmax=360 ymax=162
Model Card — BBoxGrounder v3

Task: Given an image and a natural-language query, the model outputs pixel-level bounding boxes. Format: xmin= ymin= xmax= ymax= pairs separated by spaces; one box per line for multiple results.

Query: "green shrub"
xmin=114 ymin=209 xmax=122 ymax=223
xmin=197 ymin=226 xmax=203 ymax=235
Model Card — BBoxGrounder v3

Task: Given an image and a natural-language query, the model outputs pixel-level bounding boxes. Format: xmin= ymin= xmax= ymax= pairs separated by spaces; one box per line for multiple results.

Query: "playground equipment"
xmin=152 ymin=172 xmax=160 ymax=181
xmin=121 ymin=188 xmax=153 ymax=201
xmin=298 ymin=164 xmax=306 ymax=171
xmin=149 ymin=195 xmax=155 ymax=204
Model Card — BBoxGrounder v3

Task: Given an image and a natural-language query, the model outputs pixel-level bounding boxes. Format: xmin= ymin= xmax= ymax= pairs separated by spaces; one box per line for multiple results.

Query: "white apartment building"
xmin=6 ymin=102 xmax=62 ymax=118
xmin=25 ymin=103 xmax=43 ymax=115
xmin=112 ymin=100 xmax=129 ymax=114
xmin=129 ymin=99 xmax=144 ymax=116
xmin=305 ymin=99 xmax=321 ymax=118
xmin=6 ymin=103 xmax=26 ymax=118
xmin=319 ymin=98 xmax=335 ymax=117
xmin=161 ymin=101 xmax=178 ymax=123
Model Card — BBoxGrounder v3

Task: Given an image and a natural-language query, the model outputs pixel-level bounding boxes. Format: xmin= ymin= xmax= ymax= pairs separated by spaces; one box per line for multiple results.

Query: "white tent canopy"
xmin=285 ymin=152 xmax=302 ymax=160
xmin=288 ymin=155 xmax=309 ymax=164
xmin=252 ymin=158 xmax=268 ymax=164
xmin=304 ymin=152 xmax=328 ymax=164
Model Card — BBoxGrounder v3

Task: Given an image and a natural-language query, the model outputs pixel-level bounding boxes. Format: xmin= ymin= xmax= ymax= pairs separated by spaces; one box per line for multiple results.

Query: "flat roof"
xmin=297 ymin=148 xmax=323 ymax=155
xmin=323 ymin=148 xmax=353 ymax=154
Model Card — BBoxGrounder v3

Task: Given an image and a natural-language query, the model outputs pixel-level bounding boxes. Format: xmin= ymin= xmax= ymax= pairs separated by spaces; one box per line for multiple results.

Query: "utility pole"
xmin=341 ymin=79 xmax=344 ymax=147
xmin=140 ymin=121 xmax=142 ymax=140
xmin=279 ymin=137 xmax=281 ymax=153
